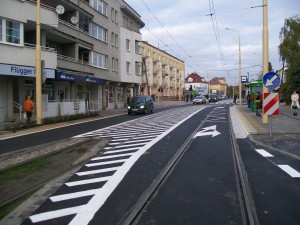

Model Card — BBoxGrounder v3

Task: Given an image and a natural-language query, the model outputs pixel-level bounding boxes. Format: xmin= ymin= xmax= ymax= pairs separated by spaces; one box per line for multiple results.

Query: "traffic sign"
xmin=241 ymin=76 xmax=247 ymax=84
xmin=263 ymin=72 xmax=280 ymax=90
xmin=263 ymin=93 xmax=279 ymax=115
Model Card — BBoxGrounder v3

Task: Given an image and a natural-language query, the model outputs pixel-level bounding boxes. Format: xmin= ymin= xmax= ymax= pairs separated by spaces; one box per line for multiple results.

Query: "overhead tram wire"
xmin=138 ymin=0 xmax=202 ymax=71
xmin=208 ymin=0 xmax=226 ymax=68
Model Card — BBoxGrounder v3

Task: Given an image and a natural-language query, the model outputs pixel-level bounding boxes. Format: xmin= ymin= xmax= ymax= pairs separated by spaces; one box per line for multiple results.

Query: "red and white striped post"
xmin=263 ymin=93 xmax=279 ymax=135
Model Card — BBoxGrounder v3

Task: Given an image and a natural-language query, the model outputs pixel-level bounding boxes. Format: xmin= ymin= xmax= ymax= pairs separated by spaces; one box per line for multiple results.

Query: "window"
xmin=135 ymin=62 xmax=142 ymax=75
xmin=92 ymin=23 xmax=107 ymax=42
xmin=92 ymin=52 xmax=108 ymax=69
xmin=126 ymin=62 xmax=130 ymax=74
xmin=92 ymin=0 xmax=107 ymax=16
xmin=111 ymin=8 xmax=115 ymax=22
xmin=135 ymin=40 xmax=140 ymax=54
xmin=115 ymin=11 xmax=118 ymax=24
xmin=115 ymin=34 xmax=118 ymax=47
xmin=126 ymin=39 xmax=130 ymax=51
xmin=111 ymin=32 xmax=115 ymax=46
xmin=112 ymin=58 xmax=118 ymax=71
xmin=79 ymin=13 xmax=90 ymax=33
xmin=0 ymin=18 xmax=22 ymax=45
xmin=0 ymin=18 xmax=2 ymax=42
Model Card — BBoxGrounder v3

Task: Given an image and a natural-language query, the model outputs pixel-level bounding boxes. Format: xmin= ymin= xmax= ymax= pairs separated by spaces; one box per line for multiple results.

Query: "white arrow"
xmin=266 ymin=75 xmax=278 ymax=87
xmin=194 ymin=125 xmax=221 ymax=138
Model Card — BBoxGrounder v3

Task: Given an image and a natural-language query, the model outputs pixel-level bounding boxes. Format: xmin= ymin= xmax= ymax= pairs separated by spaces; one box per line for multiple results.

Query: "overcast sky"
xmin=125 ymin=0 xmax=299 ymax=85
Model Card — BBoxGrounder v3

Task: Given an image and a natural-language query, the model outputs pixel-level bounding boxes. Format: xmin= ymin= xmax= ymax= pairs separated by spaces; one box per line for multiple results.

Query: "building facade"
xmin=185 ymin=72 xmax=208 ymax=95
xmin=140 ymin=41 xmax=185 ymax=100
xmin=0 ymin=0 xmax=144 ymax=123
xmin=209 ymin=77 xmax=227 ymax=95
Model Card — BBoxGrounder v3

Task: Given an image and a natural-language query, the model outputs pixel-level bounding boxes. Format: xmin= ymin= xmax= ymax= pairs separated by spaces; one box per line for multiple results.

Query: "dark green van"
xmin=127 ymin=96 xmax=154 ymax=115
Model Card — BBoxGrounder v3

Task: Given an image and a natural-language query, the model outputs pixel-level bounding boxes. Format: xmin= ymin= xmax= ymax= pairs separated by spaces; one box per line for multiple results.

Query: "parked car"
xmin=127 ymin=96 xmax=154 ymax=115
xmin=193 ymin=96 xmax=207 ymax=104
xmin=208 ymin=94 xmax=219 ymax=102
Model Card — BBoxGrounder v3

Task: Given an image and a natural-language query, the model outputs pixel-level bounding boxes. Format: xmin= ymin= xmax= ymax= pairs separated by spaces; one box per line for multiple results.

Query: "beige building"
xmin=209 ymin=77 xmax=227 ymax=95
xmin=140 ymin=41 xmax=185 ymax=100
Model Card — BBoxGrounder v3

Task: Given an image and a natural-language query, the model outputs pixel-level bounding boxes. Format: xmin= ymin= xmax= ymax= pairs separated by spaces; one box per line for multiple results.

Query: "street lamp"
xmin=226 ymin=28 xmax=242 ymax=106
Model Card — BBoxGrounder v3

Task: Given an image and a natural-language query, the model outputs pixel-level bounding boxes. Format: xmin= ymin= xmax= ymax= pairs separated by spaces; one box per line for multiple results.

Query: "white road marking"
xmin=91 ymin=153 xmax=133 ymax=161
xmin=85 ymin=159 xmax=127 ymax=167
xmin=255 ymin=149 xmax=274 ymax=157
xmin=277 ymin=165 xmax=300 ymax=178
xmin=65 ymin=176 xmax=110 ymax=187
xmin=50 ymin=189 xmax=99 ymax=202
xmin=29 ymin=206 xmax=84 ymax=223
xmin=104 ymin=148 xmax=139 ymax=154
xmin=29 ymin=107 xmax=205 ymax=224
xmin=76 ymin=167 xmax=119 ymax=176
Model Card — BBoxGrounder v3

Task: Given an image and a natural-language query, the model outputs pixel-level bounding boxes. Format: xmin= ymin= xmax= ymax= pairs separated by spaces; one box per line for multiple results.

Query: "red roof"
xmin=210 ymin=77 xmax=226 ymax=85
xmin=185 ymin=72 xmax=207 ymax=83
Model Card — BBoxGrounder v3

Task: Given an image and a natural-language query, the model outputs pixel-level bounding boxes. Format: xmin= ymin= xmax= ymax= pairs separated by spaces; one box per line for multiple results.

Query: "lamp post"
xmin=226 ymin=28 xmax=242 ymax=106
xmin=35 ymin=0 xmax=42 ymax=124
xmin=262 ymin=0 xmax=269 ymax=123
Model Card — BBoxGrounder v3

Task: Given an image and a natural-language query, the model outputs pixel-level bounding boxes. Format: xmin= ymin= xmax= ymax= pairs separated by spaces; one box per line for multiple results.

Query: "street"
xmin=0 ymin=102 xmax=299 ymax=225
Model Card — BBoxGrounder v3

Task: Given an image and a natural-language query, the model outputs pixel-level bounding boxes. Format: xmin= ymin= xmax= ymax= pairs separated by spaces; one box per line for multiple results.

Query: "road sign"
xmin=241 ymin=76 xmax=247 ymax=84
xmin=263 ymin=93 xmax=279 ymax=115
xmin=263 ymin=71 xmax=280 ymax=90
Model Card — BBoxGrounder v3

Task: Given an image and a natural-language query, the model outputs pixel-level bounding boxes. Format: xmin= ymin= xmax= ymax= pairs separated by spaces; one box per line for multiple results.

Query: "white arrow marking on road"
xmin=194 ymin=125 xmax=221 ymax=138
xmin=266 ymin=75 xmax=278 ymax=86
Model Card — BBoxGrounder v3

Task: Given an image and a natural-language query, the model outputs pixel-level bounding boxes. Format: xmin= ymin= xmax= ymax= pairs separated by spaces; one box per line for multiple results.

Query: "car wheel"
xmin=128 ymin=112 xmax=132 ymax=115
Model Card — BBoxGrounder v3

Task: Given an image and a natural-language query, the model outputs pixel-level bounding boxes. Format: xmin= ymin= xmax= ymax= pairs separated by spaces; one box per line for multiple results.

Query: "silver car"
xmin=192 ymin=96 xmax=207 ymax=104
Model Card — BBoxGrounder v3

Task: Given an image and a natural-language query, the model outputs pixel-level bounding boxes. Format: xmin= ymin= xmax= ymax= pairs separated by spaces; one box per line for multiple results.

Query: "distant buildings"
xmin=185 ymin=72 xmax=208 ymax=95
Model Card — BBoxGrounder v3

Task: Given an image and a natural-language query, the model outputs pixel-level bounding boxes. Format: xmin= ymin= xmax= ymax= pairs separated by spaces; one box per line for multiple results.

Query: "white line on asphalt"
xmin=91 ymin=153 xmax=133 ymax=161
xmin=255 ymin=149 xmax=274 ymax=157
xmin=85 ymin=159 xmax=126 ymax=167
xmin=277 ymin=165 xmax=300 ymax=178
xmin=50 ymin=189 xmax=99 ymax=202
xmin=65 ymin=176 xmax=110 ymax=187
xmin=29 ymin=205 xmax=84 ymax=223
xmin=103 ymin=148 xmax=139 ymax=154
xmin=76 ymin=167 xmax=119 ymax=176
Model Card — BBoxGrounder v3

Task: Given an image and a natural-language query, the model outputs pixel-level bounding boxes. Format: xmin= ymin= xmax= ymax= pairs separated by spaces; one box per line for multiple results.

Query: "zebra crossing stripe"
xmin=76 ymin=167 xmax=119 ymax=176
xmin=65 ymin=176 xmax=111 ymax=187
xmin=91 ymin=153 xmax=133 ymax=161
xmin=50 ymin=189 xmax=99 ymax=202
xmin=85 ymin=159 xmax=127 ymax=167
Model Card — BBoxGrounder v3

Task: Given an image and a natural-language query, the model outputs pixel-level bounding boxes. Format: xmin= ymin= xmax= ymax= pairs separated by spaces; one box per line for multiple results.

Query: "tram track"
xmin=117 ymin=106 xmax=260 ymax=225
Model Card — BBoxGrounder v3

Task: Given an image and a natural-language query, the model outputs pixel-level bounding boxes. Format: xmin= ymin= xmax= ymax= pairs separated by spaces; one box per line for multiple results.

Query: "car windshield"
xmin=195 ymin=96 xmax=204 ymax=99
xmin=130 ymin=96 xmax=146 ymax=103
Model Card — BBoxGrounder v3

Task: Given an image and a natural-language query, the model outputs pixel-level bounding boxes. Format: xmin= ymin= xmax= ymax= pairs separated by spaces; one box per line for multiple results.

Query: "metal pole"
xmin=35 ymin=0 xmax=42 ymax=124
xmin=238 ymin=32 xmax=242 ymax=106
xmin=262 ymin=0 xmax=269 ymax=123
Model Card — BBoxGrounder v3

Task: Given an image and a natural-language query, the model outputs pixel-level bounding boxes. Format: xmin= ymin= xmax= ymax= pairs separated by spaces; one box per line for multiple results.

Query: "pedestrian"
xmin=24 ymin=96 xmax=34 ymax=123
xmin=246 ymin=91 xmax=250 ymax=108
xmin=256 ymin=91 xmax=262 ymax=116
xmin=185 ymin=93 xmax=189 ymax=103
xmin=291 ymin=90 xmax=299 ymax=116
xmin=233 ymin=95 xmax=237 ymax=104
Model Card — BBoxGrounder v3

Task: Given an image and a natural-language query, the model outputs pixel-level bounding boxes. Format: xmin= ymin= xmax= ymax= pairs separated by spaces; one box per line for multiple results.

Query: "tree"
xmin=278 ymin=15 xmax=300 ymax=104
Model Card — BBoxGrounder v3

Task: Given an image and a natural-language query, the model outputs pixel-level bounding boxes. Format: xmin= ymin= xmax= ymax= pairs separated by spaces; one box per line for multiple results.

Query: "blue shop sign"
xmin=56 ymin=71 xmax=106 ymax=84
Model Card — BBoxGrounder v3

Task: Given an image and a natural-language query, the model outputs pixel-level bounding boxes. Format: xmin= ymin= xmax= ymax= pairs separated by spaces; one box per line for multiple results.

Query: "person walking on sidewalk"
xmin=291 ymin=90 xmax=299 ymax=116
xmin=24 ymin=96 xmax=34 ymax=123
xmin=246 ymin=91 xmax=250 ymax=108
xmin=256 ymin=91 xmax=262 ymax=116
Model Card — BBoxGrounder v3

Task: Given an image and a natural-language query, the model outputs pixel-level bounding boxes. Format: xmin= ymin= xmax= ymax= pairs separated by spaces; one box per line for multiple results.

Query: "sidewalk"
xmin=233 ymin=103 xmax=300 ymax=159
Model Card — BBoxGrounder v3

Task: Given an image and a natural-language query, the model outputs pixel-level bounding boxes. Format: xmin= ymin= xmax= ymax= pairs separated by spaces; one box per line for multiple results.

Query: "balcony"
xmin=0 ymin=43 xmax=57 ymax=69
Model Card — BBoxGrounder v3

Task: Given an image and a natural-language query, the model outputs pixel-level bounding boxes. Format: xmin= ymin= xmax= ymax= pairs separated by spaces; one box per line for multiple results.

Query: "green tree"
xmin=278 ymin=15 xmax=300 ymax=104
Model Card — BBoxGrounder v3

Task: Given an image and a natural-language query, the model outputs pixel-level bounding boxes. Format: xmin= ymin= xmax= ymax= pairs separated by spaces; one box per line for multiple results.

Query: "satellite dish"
xmin=71 ymin=16 xmax=78 ymax=24
xmin=56 ymin=5 xmax=65 ymax=15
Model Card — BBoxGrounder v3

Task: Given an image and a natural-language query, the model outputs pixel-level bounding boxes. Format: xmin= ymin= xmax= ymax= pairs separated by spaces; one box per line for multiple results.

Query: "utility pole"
xmin=262 ymin=0 xmax=269 ymax=123
xmin=35 ymin=0 xmax=42 ymax=124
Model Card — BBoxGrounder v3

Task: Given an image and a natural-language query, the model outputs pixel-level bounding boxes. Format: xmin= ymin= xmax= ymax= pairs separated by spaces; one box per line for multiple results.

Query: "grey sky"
xmin=125 ymin=0 xmax=299 ymax=85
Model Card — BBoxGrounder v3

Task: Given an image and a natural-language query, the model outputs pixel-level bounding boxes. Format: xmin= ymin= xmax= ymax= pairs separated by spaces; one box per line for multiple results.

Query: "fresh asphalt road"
xmin=0 ymin=104 xmax=187 ymax=154
xmin=238 ymin=139 xmax=300 ymax=225
xmin=21 ymin=104 xmax=245 ymax=225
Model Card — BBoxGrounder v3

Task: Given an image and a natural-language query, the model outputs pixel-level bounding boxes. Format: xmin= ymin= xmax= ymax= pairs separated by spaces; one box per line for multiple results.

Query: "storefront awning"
xmin=56 ymin=71 xmax=106 ymax=84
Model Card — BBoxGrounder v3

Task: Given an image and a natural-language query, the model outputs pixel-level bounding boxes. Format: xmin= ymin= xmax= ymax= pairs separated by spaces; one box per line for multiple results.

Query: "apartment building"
xmin=140 ymin=41 xmax=185 ymax=100
xmin=0 ymin=0 xmax=144 ymax=123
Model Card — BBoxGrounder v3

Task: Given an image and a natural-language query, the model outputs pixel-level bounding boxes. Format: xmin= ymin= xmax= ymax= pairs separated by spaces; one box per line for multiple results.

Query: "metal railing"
xmin=13 ymin=102 xmax=23 ymax=122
